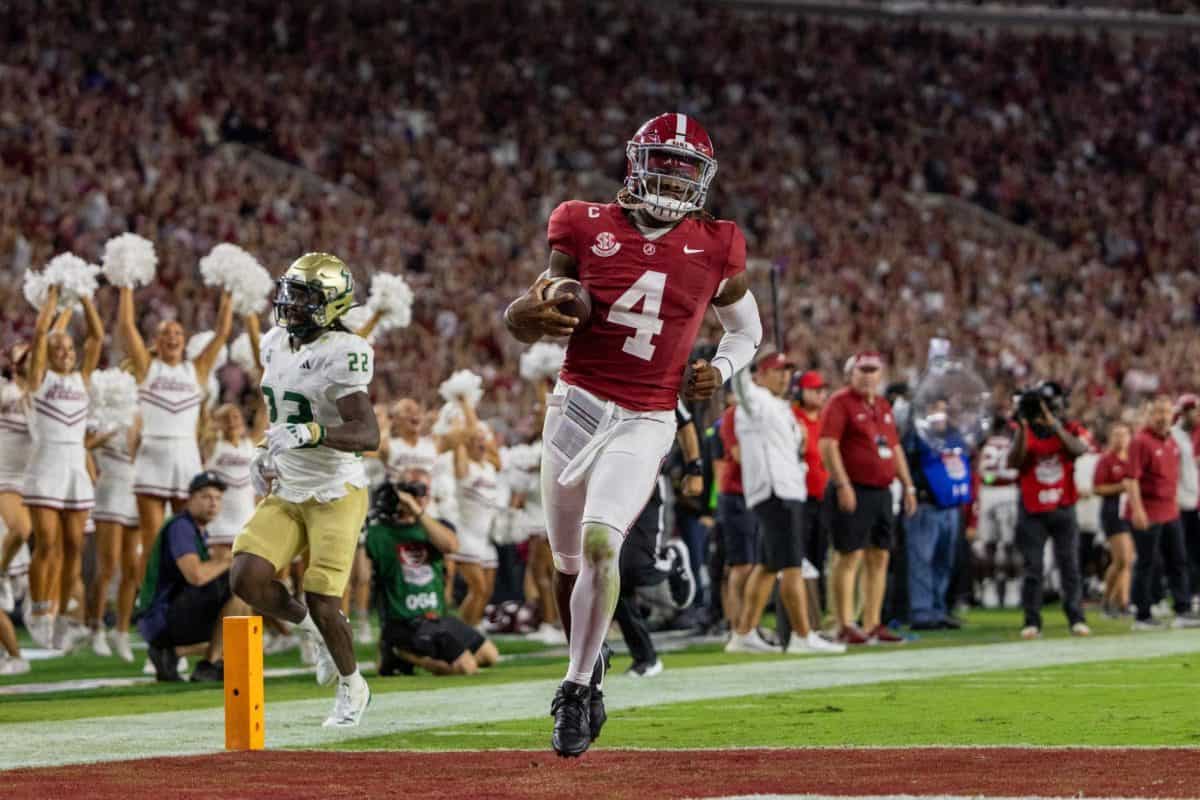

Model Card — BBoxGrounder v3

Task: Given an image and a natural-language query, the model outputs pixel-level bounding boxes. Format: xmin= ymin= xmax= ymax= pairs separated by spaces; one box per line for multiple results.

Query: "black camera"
xmin=395 ymin=480 xmax=428 ymax=499
xmin=369 ymin=480 xmax=427 ymax=527
xmin=1015 ymin=381 xmax=1067 ymax=423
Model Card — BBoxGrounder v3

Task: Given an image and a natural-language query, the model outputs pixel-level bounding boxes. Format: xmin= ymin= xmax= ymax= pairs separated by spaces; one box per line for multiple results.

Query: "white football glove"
xmin=265 ymin=422 xmax=323 ymax=458
xmin=250 ymin=448 xmax=276 ymax=497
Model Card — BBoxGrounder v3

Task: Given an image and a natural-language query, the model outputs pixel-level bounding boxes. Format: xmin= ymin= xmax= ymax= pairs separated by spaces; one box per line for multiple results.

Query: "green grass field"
xmin=4 ymin=606 xmax=1200 ymax=764
xmin=333 ymin=654 xmax=1200 ymax=751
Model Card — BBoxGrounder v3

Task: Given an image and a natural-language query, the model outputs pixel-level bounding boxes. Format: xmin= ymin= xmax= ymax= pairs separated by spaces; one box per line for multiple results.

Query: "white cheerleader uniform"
xmin=134 ymin=359 xmax=203 ymax=500
xmin=0 ymin=388 xmax=31 ymax=494
xmin=450 ymin=459 xmax=501 ymax=568
xmin=23 ymin=372 xmax=93 ymax=510
xmin=205 ymin=437 xmax=255 ymax=545
xmin=386 ymin=435 xmax=439 ymax=480
xmin=92 ymin=422 xmax=138 ymax=528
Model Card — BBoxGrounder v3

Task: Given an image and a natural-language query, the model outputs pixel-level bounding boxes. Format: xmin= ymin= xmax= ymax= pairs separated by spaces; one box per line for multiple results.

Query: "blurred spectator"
xmin=1171 ymin=395 xmax=1200 ymax=604
xmin=792 ymin=370 xmax=832 ymax=611
xmin=727 ymin=352 xmax=843 ymax=655
xmin=1094 ymin=420 xmax=1133 ymax=616
xmin=903 ymin=398 xmax=973 ymax=630
xmin=820 ymin=352 xmax=915 ymax=645
xmin=1125 ymin=395 xmax=1199 ymax=630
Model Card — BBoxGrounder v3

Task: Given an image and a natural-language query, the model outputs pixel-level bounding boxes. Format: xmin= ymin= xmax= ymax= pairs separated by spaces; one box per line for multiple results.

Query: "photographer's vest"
xmin=1018 ymin=426 xmax=1079 ymax=513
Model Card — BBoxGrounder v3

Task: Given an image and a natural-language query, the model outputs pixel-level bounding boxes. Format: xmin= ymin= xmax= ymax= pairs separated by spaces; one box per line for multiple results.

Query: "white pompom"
xmin=101 ymin=233 xmax=157 ymax=289
xmin=438 ymin=369 xmax=484 ymax=406
xmin=23 ymin=269 xmax=49 ymax=311
xmin=229 ymin=332 xmax=258 ymax=375
xmin=431 ymin=401 xmax=463 ymax=437
xmin=198 ymin=243 xmax=271 ymax=314
xmin=44 ymin=253 xmax=100 ymax=306
xmin=506 ymin=442 xmax=541 ymax=472
xmin=519 ymin=342 xmax=566 ymax=382
xmin=186 ymin=331 xmax=228 ymax=371
xmin=88 ymin=368 xmax=139 ymax=429
xmin=365 ymin=272 xmax=414 ymax=332
xmin=341 ymin=306 xmax=377 ymax=342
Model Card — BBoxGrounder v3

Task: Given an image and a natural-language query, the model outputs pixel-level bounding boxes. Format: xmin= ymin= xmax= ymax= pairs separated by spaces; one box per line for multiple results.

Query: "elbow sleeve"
xmin=711 ymin=290 xmax=763 ymax=383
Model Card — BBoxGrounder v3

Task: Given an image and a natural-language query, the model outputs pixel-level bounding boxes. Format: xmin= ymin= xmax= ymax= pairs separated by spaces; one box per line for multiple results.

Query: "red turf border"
xmin=6 ymin=747 xmax=1200 ymax=799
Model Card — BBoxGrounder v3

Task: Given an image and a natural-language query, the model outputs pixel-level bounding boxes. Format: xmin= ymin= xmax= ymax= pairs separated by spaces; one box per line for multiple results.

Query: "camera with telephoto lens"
xmin=394 ymin=480 xmax=428 ymax=499
xmin=369 ymin=480 xmax=427 ymax=527
xmin=1015 ymin=381 xmax=1067 ymax=424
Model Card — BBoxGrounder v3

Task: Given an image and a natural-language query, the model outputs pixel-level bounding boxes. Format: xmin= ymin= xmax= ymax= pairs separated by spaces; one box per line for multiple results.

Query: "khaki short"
xmin=233 ymin=485 xmax=368 ymax=597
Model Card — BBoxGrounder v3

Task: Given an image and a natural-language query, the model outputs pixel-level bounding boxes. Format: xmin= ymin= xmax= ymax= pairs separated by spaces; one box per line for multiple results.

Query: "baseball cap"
xmin=798 ymin=371 xmax=826 ymax=390
xmin=1178 ymin=393 xmax=1199 ymax=414
xmin=188 ymin=471 xmax=227 ymax=495
xmin=845 ymin=351 xmax=884 ymax=373
xmin=755 ymin=351 xmax=796 ymax=372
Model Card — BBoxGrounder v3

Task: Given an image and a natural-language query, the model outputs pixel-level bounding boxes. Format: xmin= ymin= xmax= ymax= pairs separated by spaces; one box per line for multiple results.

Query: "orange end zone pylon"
xmin=224 ymin=615 xmax=265 ymax=750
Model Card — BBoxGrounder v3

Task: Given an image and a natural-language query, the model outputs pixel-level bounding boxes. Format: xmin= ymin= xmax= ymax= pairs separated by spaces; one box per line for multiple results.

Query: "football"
xmin=542 ymin=277 xmax=592 ymax=331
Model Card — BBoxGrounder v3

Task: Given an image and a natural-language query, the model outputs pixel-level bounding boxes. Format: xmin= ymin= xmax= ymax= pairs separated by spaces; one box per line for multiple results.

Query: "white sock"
xmin=340 ymin=666 xmax=362 ymax=685
xmin=297 ymin=611 xmax=321 ymax=638
xmin=564 ymin=523 xmax=623 ymax=686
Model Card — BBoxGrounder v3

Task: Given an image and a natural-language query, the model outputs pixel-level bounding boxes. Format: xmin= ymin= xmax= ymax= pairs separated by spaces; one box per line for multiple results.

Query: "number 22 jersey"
xmin=548 ymin=201 xmax=747 ymax=412
xmin=260 ymin=325 xmax=374 ymax=503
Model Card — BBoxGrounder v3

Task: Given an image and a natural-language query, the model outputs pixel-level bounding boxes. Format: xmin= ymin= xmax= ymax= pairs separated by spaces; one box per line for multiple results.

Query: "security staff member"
xmin=1006 ymin=381 xmax=1090 ymax=639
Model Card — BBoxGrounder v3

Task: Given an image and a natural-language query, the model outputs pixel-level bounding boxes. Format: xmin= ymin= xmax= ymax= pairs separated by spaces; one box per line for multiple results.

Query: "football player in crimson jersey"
xmin=505 ymin=113 xmax=762 ymax=757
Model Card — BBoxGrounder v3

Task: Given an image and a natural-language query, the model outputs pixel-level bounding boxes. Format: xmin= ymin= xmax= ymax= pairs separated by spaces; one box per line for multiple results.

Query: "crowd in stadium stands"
xmin=2 ymin=2 xmax=1200 ymax=675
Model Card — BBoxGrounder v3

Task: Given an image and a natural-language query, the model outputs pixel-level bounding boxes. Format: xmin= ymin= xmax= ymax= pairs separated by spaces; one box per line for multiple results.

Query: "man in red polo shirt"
xmin=1125 ymin=394 xmax=1200 ymax=630
xmin=794 ymin=371 xmax=830 ymax=607
xmin=819 ymin=352 xmax=917 ymax=645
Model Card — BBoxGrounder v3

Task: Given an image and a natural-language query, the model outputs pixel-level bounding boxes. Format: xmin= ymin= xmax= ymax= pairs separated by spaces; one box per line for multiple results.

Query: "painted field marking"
xmin=2 ymin=630 xmax=1199 ymax=770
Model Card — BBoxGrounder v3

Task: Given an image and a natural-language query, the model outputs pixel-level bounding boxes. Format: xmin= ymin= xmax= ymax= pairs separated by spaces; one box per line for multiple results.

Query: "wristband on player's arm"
xmin=684 ymin=459 xmax=703 ymax=477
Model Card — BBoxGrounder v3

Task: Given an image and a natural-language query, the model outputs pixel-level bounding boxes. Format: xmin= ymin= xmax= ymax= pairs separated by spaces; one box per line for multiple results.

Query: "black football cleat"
xmin=588 ymin=642 xmax=612 ymax=741
xmin=550 ymin=680 xmax=592 ymax=758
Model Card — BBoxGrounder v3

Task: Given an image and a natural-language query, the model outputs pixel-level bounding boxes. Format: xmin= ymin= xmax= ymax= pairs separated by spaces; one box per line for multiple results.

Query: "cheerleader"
xmin=23 ymin=286 xmax=104 ymax=651
xmin=446 ymin=398 xmax=502 ymax=628
xmin=203 ymin=400 xmax=266 ymax=548
xmin=0 ymin=310 xmax=75 ymax=612
xmin=116 ymin=285 xmax=232 ymax=583
xmin=85 ymin=407 xmax=141 ymax=661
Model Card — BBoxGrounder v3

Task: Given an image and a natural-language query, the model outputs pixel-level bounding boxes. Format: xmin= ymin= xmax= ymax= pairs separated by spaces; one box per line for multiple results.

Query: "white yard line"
xmin=3 ymin=631 xmax=1199 ymax=770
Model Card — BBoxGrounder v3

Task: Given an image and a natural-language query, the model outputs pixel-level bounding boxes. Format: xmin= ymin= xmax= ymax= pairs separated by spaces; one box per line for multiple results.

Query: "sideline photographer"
xmin=1006 ymin=382 xmax=1090 ymax=639
xmin=366 ymin=467 xmax=499 ymax=676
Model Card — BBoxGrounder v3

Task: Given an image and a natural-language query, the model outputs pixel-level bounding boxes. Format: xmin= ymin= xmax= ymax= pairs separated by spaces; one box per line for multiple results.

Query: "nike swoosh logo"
xmin=683 ymin=246 xmax=704 ymax=254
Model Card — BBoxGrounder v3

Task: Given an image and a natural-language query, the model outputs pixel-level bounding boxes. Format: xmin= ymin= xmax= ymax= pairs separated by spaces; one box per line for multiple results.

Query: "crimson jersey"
xmin=548 ymin=201 xmax=746 ymax=411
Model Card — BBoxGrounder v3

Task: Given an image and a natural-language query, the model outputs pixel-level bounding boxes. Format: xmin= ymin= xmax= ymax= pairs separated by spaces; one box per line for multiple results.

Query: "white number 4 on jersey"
xmin=607 ymin=270 xmax=666 ymax=361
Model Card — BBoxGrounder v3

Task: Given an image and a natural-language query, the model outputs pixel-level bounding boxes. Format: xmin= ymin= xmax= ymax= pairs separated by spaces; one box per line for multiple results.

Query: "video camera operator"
xmin=1006 ymin=381 xmax=1091 ymax=639
xmin=365 ymin=467 xmax=499 ymax=676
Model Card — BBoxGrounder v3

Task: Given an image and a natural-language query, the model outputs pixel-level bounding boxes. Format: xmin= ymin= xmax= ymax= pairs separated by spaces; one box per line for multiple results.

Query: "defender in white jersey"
xmin=22 ymin=285 xmax=104 ymax=652
xmin=116 ymin=282 xmax=233 ymax=587
xmin=86 ymin=413 xmax=142 ymax=660
xmin=230 ymin=253 xmax=379 ymax=729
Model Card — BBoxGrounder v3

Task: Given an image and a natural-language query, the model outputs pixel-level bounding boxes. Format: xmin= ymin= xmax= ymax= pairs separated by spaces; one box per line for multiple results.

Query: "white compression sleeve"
xmin=711 ymin=290 xmax=763 ymax=383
